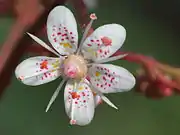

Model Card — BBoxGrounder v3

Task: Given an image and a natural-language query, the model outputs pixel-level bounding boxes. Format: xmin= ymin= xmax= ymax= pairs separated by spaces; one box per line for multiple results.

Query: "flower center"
xmin=63 ymin=55 xmax=88 ymax=79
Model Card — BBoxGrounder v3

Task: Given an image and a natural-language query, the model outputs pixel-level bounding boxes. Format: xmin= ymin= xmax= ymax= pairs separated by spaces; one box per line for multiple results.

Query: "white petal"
xmin=15 ymin=56 xmax=64 ymax=86
xmin=82 ymin=79 xmax=102 ymax=107
xmin=47 ymin=6 xmax=78 ymax=55
xmin=64 ymin=79 xmax=95 ymax=126
xmin=81 ymin=24 xmax=126 ymax=61
xmin=88 ymin=64 xmax=136 ymax=93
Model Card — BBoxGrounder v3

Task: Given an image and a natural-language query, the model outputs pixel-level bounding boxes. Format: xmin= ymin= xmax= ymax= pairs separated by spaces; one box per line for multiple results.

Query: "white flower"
xmin=15 ymin=6 xmax=135 ymax=126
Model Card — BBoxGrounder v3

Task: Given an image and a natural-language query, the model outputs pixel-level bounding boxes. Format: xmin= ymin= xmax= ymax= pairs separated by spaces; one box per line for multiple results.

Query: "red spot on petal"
xmin=101 ymin=37 xmax=112 ymax=46
xmin=87 ymin=44 xmax=92 ymax=46
xmin=40 ymin=60 xmax=48 ymax=69
xmin=99 ymin=49 xmax=103 ymax=53
xmin=111 ymin=77 xmax=115 ymax=83
xmin=53 ymin=38 xmax=57 ymax=42
xmin=57 ymin=32 xmax=61 ymax=35
xmin=71 ymin=92 xmax=79 ymax=99
xmin=82 ymin=92 xmax=86 ymax=96
xmin=90 ymin=39 xmax=94 ymax=42
xmin=44 ymin=73 xmax=48 ymax=78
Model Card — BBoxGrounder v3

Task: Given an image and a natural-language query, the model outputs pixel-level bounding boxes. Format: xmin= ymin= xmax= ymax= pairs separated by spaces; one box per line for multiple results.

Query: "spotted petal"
xmin=15 ymin=56 xmax=64 ymax=86
xmin=81 ymin=24 xmax=126 ymax=61
xmin=47 ymin=6 xmax=78 ymax=55
xmin=88 ymin=64 xmax=136 ymax=93
xmin=64 ymin=79 xmax=95 ymax=126
xmin=83 ymin=78 xmax=102 ymax=107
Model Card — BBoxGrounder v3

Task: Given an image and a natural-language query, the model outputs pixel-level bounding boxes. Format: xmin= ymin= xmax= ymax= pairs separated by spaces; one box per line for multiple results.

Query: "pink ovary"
xmin=64 ymin=65 xmax=77 ymax=78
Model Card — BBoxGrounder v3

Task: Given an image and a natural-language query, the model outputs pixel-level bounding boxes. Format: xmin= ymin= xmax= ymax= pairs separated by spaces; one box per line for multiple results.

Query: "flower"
xmin=15 ymin=6 xmax=136 ymax=126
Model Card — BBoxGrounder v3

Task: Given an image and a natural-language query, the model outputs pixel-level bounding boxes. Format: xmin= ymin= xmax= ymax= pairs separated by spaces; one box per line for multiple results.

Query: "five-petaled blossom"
xmin=15 ymin=6 xmax=136 ymax=126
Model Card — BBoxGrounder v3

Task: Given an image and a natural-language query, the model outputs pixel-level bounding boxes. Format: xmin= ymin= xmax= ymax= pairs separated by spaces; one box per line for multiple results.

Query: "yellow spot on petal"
xmin=87 ymin=48 xmax=97 ymax=57
xmin=78 ymin=86 xmax=84 ymax=90
xmin=95 ymin=71 xmax=100 ymax=77
xmin=51 ymin=60 xmax=60 ymax=72
xmin=60 ymin=43 xmax=72 ymax=48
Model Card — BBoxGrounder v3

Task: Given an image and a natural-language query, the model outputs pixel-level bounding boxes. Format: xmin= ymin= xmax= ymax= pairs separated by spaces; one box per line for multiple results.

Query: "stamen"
xmin=76 ymin=13 xmax=97 ymax=55
xmin=70 ymin=81 xmax=78 ymax=124
xmin=84 ymin=81 xmax=118 ymax=110
xmin=70 ymin=99 xmax=76 ymax=124
xmin=27 ymin=33 xmax=61 ymax=57
xmin=45 ymin=78 xmax=67 ymax=112
xmin=88 ymin=54 xmax=128 ymax=65
xmin=100 ymin=94 xmax=118 ymax=110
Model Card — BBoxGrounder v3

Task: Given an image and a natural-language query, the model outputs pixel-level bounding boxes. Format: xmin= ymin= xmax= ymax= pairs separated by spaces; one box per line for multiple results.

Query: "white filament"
xmin=76 ymin=15 xmax=97 ymax=55
xmin=27 ymin=33 xmax=60 ymax=57
xmin=45 ymin=78 xmax=67 ymax=112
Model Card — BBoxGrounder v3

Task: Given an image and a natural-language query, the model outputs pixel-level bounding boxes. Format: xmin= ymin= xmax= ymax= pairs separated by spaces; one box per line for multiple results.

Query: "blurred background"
xmin=0 ymin=0 xmax=180 ymax=134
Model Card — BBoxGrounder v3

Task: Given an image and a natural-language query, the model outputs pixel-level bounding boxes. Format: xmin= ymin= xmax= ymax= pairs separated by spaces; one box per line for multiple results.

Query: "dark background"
xmin=0 ymin=0 xmax=180 ymax=134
